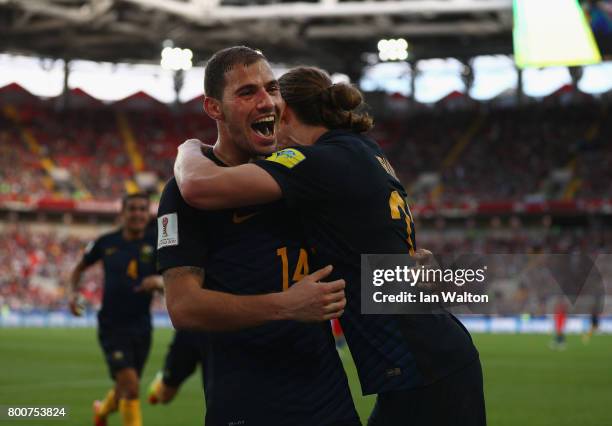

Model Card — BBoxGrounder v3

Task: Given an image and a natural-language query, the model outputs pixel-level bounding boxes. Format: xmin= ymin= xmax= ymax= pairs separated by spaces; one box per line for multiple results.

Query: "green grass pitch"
xmin=1 ymin=329 xmax=611 ymax=425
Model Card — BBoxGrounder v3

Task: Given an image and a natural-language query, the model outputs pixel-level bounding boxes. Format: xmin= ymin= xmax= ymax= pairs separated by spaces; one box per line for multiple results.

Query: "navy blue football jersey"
xmin=256 ymin=129 xmax=479 ymax=395
xmin=82 ymin=229 xmax=157 ymax=332
xmin=156 ymin=152 xmax=358 ymax=426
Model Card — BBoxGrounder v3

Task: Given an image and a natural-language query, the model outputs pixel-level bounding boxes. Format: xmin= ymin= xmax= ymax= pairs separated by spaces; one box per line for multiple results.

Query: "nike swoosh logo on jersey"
xmin=232 ymin=211 xmax=259 ymax=224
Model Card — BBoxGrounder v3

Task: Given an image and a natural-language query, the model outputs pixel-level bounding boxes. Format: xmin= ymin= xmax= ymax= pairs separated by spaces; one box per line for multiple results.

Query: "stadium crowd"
xmin=0 ymin=224 xmax=172 ymax=313
xmin=0 ymin=226 xmax=100 ymax=311
xmin=0 ymin=104 xmax=216 ymax=201
xmin=1 ymin=92 xmax=610 ymax=315
xmin=1 ymin=222 xmax=610 ymax=313
xmin=395 ymin=101 xmax=611 ymax=203
xmin=0 ymin=97 xmax=610 ymax=204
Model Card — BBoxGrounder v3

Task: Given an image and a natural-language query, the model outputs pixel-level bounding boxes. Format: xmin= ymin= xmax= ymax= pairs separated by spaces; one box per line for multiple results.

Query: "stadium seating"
xmin=1 ymin=224 xmax=609 ymax=313
xmin=1 ymin=90 xmax=611 ymax=313
xmin=1 ymin=94 xmax=609 ymax=205
xmin=0 ymin=226 xmax=172 ymax=313
xmin=0 ymin=102 xmax=215 ymax=202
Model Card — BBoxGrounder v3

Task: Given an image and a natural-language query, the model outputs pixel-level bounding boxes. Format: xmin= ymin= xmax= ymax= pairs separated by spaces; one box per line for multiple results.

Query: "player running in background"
xmin=584 ymin=309 xmax=601 ymax=344
xmin=582 ymin=301 xmax=602 ymax=344
xmin=147 ymin=330 xmax=206 ymax=405
xmin=551 ymin=298 xmax=568 ymax=350
xmin=68 ymin=193 xmax=163 ymax=426
xmin=174 ymin=66 xmax=485 ymax=426
xmin=157 ymin=47 xmax=359 ymax=425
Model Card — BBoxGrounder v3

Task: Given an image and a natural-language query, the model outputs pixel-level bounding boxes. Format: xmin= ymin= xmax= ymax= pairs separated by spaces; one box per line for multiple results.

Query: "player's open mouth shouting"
xmin=251 ymin=113 xmax=276 ymax=141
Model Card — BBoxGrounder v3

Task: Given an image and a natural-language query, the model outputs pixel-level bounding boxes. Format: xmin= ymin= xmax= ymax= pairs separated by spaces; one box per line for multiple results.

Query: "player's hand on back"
xmin=134 ymin=275 xmax=164 ymax=293
xmin=412 ymin=248 xmax=434 ymax=266
xmin=280 ymin=265 xmax=347 ymax=322
xmin=410 ymin=248 xmax=443 ymax=293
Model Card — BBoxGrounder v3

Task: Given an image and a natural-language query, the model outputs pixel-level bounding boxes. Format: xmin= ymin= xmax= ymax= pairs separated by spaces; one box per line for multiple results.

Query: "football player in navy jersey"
xmin=174 ymin=66 xmax=486 ymax=426
xmin=68 ymin=193 xmax=163 ymax=426
xmin=157 ymin=47 xmax=359 ymax=425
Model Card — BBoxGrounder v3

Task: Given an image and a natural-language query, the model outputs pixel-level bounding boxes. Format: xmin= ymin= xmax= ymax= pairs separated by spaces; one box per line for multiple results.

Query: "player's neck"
xmin=122 ymin=228 xmax=144 ymax=241
xmin=295 ymin=124 xmax=328 ymax=146
xmin=213 ymin=138 xmax=251 ymax=166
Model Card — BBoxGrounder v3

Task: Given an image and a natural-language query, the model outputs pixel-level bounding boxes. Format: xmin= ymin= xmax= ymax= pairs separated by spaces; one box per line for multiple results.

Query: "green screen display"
xmin=513 ymin=0 xmax=602 ymax=68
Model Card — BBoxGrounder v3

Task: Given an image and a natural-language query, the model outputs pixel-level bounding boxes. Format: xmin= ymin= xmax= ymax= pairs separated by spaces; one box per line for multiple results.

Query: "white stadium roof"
xmin=1 ymin=0 xmax=514 ymax=74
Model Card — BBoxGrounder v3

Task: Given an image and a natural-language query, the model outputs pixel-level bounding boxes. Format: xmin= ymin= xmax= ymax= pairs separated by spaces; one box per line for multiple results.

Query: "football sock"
xmin=98 ymin=388 xmax=118 ymax=417
xmin=148 ymin=372 xmax=163 ymax=404
xmin=119 ymin=398 xmax=142 ymax=426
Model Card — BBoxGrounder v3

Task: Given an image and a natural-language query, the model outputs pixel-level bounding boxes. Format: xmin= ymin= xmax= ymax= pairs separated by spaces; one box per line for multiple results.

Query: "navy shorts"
xmin=368 ymin=358 xmax=486 ymax=426
xmin=98 ymin=328 xmax=152 ymax=379
xmin=162 ymin=330 xmax=206 ymax=387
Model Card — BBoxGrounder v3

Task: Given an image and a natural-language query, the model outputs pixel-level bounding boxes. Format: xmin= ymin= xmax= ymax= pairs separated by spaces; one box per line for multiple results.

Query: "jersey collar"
xmin=315 ymin=128 xmax=353 ymax=145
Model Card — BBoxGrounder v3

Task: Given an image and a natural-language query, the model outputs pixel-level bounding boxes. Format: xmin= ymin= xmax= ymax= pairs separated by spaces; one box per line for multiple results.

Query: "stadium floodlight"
xmin=377 ymin=38 xmax=409 ymax=62
xmin=160 ymin=46 xmax=193 ymax=71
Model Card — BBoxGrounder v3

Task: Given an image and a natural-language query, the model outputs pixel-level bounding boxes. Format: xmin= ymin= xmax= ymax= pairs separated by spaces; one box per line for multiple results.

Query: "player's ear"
xmin=204 ymin=96 xmax=224 ymax=121
xmin=280 ymin=105 xmax=293 ymax=125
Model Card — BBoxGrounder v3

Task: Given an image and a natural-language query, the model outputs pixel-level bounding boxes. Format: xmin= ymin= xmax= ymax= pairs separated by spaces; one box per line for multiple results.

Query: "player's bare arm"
xmin=163 ymin=264 xmax=346 ymax=331
xmin=67 ymin=259 xmax=89 ymax=316
xmin=174 ymin=139 xmax=280 ymax=209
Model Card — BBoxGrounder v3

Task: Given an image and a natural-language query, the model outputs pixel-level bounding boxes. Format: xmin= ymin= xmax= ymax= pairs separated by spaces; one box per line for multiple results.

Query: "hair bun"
xmin=279 ymin=66 xmax=373 ymax=133
xmin=327 ymin=84 xmax=363 ymax=111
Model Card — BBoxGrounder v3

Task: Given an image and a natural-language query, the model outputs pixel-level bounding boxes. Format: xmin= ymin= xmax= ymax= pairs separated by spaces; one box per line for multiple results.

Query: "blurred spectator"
xmin=0 ymin=226 xmax=169 ymax=313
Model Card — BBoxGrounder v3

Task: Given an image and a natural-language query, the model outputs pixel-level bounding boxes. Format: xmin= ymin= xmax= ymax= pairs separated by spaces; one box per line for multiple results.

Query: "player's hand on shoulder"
xmin=134 ymin=275 xmax=164 ymax=293
xmin=178 ymin=138 xmax=213 ymax=157
xmin=174 ymin=139 xmax=213 ymax=193
xmin=177 ymin=138 xmax=205 ymax=153
xmin=174 ymin=139 xmax=211 ymax=174
xmin=281 ymin=265 xmax=346 ymax=322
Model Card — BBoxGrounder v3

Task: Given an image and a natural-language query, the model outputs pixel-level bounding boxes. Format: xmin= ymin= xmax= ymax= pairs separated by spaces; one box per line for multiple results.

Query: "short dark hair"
xmin=279 ymin=66 xmax=373 ymax=133
xmin=121 ymin=192 xmax=149 ymax=211
xmin=204 ymin=46 xmax=268 ymax=100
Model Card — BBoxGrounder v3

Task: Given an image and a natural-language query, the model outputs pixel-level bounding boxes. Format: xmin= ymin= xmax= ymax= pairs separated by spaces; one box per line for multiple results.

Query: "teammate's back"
xmin=258 ymin=129 xmax=479 ymax=394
